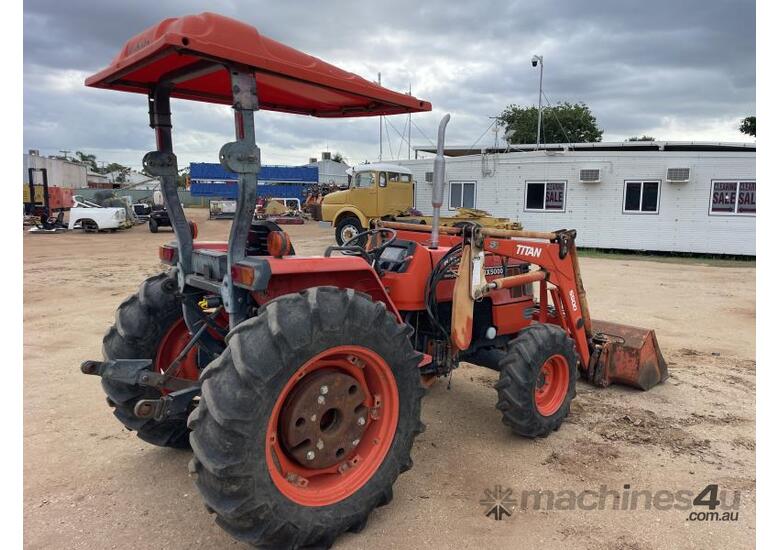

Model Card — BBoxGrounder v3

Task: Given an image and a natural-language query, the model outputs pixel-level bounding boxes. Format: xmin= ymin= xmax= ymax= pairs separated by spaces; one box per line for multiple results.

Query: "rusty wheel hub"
xmin=280 ymin=369 xmax=369 ymax=469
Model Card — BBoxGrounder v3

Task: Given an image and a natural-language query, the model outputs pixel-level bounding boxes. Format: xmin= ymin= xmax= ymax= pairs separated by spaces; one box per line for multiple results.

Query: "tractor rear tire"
xmin=149 ymin=219 xmax=159 ymax=233
xmin=494 ymin=324 xmax=577 ymax=437
xmin=101 ymin=273 xmax=192 ymax=448
xmin=335 ymin=216 xmax=364 ymax=246
xmin=188 ymin=287 xmax=425 ymax=549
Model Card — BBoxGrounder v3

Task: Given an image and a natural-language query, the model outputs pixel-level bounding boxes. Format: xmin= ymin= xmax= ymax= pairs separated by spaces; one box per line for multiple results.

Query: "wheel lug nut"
xmin=317 ymin=395 xmax=325 ymax=405
xmin=320 ymin=385 xmax=329 ymax=395
xmin=306 ymin=451 xmax=315 ymax=461
xmin=357 ymin=417 xmax=366 ymax=426
xmin=352 ymin=439 xmax=360 ymax=447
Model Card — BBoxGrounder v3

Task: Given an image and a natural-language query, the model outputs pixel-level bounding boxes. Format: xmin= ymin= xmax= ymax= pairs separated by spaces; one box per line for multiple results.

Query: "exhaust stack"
xmin=430 ymin=114 xmax=450 ymax=249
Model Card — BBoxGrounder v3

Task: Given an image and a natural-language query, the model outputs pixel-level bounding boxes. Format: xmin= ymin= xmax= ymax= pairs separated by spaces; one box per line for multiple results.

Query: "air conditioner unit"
xmin=579 ymin=168 xmax=601 ymax=183
xmin=666 ymin=167 xmax=691 ymax=183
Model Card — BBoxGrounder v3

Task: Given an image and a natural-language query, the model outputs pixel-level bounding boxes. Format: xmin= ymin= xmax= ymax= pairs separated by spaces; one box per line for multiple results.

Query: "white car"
xmin=68 ymin=196 xmax=127 ymax=232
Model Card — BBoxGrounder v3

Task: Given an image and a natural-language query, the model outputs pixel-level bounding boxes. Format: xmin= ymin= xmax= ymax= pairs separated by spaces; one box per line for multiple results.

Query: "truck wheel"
xmin=82 ymin=219 xmax=99 ymax=233
xmin=335 ymin=216 xmax=364 ymax=246
xmin=494 ymin=324 xmax=577 ymax=437
xmin=189 ymin=287 xmax=424 ymax=549
xmin=102 ymin=273 xmax=199 ymax=448
xmin=149 ymin=219 xmax=159 ymax=233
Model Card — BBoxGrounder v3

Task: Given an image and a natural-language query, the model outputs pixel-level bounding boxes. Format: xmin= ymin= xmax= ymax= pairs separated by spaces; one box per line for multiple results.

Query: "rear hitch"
xmin=135 ymin=386 xmax=201 ymax=421
xmin=80 ymin=359 xmax=199 ymax=392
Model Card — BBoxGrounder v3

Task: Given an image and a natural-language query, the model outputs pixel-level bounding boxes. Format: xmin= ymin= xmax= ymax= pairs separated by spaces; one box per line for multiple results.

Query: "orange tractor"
xmin=80 ymin=13 xmax=667 ymax=549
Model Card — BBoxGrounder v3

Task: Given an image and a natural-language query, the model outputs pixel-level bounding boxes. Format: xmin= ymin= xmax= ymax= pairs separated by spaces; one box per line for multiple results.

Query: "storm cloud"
xmin=23 ymin=0 xmax=755 ymax=169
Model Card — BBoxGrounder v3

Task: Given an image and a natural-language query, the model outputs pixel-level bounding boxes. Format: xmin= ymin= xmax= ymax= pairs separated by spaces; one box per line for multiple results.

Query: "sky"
xmin=23 ymin=0 xmax=755 ymax=171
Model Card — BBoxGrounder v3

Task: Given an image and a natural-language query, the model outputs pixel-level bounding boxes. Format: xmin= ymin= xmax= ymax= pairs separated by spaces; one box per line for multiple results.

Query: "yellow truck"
xmin=321 ymin=163 xmax=521 ymax=244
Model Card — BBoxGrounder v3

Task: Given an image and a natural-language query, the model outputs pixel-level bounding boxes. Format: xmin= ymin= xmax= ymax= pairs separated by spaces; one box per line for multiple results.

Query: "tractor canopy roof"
xmin=85 ymin=12 xmax=432 ymax=118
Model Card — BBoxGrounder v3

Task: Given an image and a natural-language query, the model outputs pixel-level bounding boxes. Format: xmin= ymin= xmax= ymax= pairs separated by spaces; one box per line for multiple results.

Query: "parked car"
xmin=68 ymin=206 xmax=127 ymax=232
xmin=149 ymin=207 xmax=171 ymax=233
xmin=132 ymin=203 xmax=152 ymax=222
xmin=68 ymin=195 xmax=127 ymax=232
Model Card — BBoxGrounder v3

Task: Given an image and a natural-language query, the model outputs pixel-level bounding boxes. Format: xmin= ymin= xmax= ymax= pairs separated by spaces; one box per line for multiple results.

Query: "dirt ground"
xmin=23 ymin=209 xmax=755 ymax=549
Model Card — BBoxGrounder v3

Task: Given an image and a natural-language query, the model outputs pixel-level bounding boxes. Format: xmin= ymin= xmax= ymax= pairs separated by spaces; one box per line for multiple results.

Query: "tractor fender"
xmin=252 ymin=256 xmax=400 ymax=320
xmin=331 ymin=207 xmax=369 ymax=229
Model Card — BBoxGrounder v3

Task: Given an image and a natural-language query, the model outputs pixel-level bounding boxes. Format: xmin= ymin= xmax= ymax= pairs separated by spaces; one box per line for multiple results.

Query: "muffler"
xmin=583 ymin=319 xmax=669 ymax=391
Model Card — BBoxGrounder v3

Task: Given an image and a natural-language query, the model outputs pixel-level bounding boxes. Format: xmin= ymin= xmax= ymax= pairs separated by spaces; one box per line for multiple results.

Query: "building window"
xmin=449 ymin=181 xmax=476 ymax=209
xmin=623 ymin=180 xmax=660 ymax=214
xmin=525 ymin=181 xmax=566 ymax=211
xmin=425 ymin=171 xmax=433 ymax=183
xmin=710 ymin=180 xmax=755 ymax=216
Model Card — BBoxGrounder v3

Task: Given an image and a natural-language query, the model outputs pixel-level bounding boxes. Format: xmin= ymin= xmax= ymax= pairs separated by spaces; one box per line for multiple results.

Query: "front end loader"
xmin=80 ymin=12 xmax=667 ymax=549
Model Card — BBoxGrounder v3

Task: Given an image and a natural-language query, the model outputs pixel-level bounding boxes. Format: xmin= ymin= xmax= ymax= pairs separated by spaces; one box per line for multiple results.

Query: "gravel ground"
xmin=23 ymin=209 xmax=755 ymax=549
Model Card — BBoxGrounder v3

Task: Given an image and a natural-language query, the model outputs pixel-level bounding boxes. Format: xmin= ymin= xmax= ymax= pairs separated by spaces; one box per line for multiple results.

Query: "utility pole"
xmin=531 ymin=55 xmax=543 ymax=150
xmin=59 ymin=149 xmax=71 ymax=161
xmin=378 ymin=72 xmax=383 ymax=161
xmin=408 ymin=83 xmax=412 ymax=160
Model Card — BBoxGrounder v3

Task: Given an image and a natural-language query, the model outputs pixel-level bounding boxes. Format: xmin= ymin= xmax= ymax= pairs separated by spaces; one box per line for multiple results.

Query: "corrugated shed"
xmin=398 ymin=149 xmax=756 ymax=255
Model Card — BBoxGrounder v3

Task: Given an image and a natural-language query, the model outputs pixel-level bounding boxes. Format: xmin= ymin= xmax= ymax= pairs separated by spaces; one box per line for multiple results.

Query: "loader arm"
xmin=460 ymin=226 xmax=668 ymax=390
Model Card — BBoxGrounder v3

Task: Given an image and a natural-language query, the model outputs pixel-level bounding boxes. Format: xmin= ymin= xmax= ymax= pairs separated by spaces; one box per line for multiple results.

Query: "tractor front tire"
xmin=149 ymin=218 xmax=159 ymax=233
xmin=335 ymin=216 xmax=364 ymax=246
xmin=189 ymin=287 xmax=424 ymax=549
xmin=102 ymin=273 xmax=192 ymax=448
xmin=494 ymin=324 xmax=577 ymax=437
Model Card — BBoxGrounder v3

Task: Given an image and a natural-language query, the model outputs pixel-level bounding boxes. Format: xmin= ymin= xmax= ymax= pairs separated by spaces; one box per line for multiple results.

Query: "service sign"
xmin=546 ymin=182 xmax=565 ymax=210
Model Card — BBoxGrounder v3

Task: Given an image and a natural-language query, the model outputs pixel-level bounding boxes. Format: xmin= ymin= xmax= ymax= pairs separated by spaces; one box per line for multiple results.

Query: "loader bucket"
xmin=585 ymin=320 xmax=669 ymax=391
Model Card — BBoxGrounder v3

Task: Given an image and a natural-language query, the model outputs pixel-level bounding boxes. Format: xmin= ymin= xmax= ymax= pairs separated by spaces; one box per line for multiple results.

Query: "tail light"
xmin=267 ymin=230 xmax=292 ymax=258
xmin=231 ymin=264 xmax=256 ymax=287
xmin=159 ymin=245 xmax=177 ymax=264
xmin=189 ymin=221 xmax=198 ymax=239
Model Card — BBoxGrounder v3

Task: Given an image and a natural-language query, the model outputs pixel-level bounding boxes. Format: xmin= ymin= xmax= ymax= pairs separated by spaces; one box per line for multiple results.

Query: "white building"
xmin=306 ymin=152 xmax=350 ymax=185
xmin=398 ymin=141 xmax=756 ymax=256
xmin=23 ymin=151 xmax=87 ymax=188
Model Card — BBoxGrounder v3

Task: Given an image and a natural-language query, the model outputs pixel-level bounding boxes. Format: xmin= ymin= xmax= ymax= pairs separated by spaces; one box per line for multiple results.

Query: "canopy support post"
xmin=219 ymin=67 xmax=261 ymax=329
xmin=143 ymin=85 xmax=192 ymax=278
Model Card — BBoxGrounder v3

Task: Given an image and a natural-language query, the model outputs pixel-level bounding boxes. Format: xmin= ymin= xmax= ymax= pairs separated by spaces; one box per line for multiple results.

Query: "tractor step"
xmin=584 ymin=320 xmax=669 ymax=391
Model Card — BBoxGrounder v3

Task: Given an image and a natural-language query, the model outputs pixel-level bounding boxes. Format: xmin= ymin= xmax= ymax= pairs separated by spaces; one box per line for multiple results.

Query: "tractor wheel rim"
xmin=155 ymin=319 xmax=200 ymax=391
xmin=266 ymin=345 xmax=399 ymax=507
xmin=535 ymin=354 xmax=569 ymax=416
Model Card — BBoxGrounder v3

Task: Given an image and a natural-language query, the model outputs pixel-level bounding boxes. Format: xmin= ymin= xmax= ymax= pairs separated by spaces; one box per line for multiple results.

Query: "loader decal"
xmin=515 ymin=244 xmax=542 ymax=258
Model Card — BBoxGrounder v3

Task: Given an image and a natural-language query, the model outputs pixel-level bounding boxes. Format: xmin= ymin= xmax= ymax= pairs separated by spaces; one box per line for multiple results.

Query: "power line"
xmin=411 ymin=119 xmax=436 ymax=148
xmin=542 ymin=91 xmax=574 ymax=148
xmin=466 ymin=118 xmax=498 ymax=153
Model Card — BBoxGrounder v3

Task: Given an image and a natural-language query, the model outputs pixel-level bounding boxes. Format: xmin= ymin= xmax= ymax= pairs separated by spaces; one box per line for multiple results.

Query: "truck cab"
xmin=321 ymin=163 xmax=414 ymax=244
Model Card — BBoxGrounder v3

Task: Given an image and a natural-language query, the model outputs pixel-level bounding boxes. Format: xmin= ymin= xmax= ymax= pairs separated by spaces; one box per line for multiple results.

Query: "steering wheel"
xmin=341 ymin=228 xmax=398 ymax=262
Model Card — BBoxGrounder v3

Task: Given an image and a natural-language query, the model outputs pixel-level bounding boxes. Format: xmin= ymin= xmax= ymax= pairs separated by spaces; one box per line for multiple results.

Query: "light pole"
xmin=531 ymin=55 xmax=543 ymax=150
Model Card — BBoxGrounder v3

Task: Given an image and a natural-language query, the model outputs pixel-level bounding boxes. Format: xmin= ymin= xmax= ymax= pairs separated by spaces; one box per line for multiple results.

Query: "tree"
xmin=103 ymin=162 xmax=131 ymax=183
xmin=627 ymin=135 xmax=655 ymax=142
xmin=332 ymin=152 xmax=345 ymax=163
xmin=498 ymin=101 xmax=603 ymax=144
xmin=74 ymin=151 xmax=98 ymax=171
xmin=739 ymin=116 xmax=755 ymax=137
